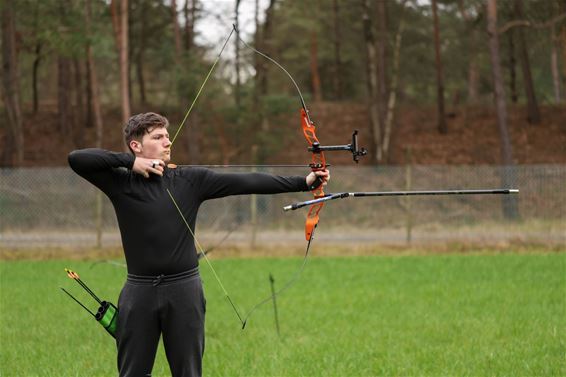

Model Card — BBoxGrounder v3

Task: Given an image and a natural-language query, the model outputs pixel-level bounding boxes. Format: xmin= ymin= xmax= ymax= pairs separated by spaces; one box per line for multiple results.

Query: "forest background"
xmin=1 ymin=0 xmax=565 ymax=169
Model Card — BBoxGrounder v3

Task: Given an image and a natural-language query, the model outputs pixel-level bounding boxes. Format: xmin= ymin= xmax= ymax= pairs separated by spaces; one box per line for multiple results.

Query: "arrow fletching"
xmin=65 ymin=268 xmax=80 ymax=280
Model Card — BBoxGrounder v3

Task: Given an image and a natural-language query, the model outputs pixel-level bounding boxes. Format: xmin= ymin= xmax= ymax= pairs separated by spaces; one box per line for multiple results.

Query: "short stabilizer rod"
xmin=307 ymin=130 xmax=368 ymax=163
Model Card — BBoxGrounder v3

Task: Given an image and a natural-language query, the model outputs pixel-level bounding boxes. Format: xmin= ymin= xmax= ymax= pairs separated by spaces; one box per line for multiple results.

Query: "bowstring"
xmin=165 ymin=26 xmax=245 ymax=326
xmin=168 ymin=188 xmax=316 ymax=329
xmin=239 ymin=230 xmax=316 ymax=327
xmin=167 ymin=189 xmax=246 ymax=326
xmin=232 ymin=24 xmax=310 ymax=121
xmin=167 ymin=24 xmax=321 ymax=328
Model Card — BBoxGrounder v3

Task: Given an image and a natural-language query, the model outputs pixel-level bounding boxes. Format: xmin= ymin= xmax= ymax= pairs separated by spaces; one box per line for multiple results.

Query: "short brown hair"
xmin=124 ymin=112 xmax=169 ymax=153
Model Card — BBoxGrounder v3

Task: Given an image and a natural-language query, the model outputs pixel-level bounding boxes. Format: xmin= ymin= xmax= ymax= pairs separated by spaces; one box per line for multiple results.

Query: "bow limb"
xmin=236 ymin=25 xmax=327 ymax=241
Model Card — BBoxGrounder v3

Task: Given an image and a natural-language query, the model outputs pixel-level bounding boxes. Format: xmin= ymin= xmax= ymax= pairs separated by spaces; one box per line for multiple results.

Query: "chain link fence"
xmin=1 ymin=165 xmax=564 ymax=250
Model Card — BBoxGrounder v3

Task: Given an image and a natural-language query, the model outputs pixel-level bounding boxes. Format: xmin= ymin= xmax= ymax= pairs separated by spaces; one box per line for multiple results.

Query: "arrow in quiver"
xmin=60 ymin=268 xmax=118 ymax=338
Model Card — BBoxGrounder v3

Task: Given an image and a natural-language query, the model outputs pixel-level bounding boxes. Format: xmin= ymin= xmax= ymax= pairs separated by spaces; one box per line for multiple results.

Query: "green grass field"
xmin=1 ymin=252 xmax=565 ymax=376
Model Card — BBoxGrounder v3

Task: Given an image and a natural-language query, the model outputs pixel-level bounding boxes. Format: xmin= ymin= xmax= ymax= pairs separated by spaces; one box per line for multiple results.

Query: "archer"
xmin=68 ymin=112 xmax=329 ymax=377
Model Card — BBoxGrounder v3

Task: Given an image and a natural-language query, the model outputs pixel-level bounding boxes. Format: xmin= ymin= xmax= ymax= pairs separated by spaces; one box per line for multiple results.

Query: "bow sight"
xmin=308 ymin=130 xmax=368 ymax=163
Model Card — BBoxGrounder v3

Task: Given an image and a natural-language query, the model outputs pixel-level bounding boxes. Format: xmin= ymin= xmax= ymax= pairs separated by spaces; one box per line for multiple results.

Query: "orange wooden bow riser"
xmin=300 ymin=108 xmax=326 ymax=241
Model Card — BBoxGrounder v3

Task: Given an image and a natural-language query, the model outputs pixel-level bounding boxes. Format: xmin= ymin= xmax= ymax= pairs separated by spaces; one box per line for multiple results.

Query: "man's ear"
xmin=130 ymin=140 xmax=142 ymax=154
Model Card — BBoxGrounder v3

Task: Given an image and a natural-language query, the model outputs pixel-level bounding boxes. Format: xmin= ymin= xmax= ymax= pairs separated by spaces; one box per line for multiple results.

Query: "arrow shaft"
xmin=172 ymin=164 xmax=330 ymax=168
xmin=60 ymin=287 xmax=97 ymax=317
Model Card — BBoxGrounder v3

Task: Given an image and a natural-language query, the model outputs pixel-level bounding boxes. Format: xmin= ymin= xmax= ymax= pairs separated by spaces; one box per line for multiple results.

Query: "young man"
xmin=68 ymin=112 xmax=329 ymax=377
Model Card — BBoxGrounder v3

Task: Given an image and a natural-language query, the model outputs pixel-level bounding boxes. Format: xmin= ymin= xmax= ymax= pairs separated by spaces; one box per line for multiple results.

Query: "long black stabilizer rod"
xmin=283 ymin=189 xmax=519 ymax=211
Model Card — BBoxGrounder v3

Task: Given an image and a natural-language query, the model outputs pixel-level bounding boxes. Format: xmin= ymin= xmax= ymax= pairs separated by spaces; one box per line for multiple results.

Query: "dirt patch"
xmin=2 ymin=241 xmax=563 ymax=261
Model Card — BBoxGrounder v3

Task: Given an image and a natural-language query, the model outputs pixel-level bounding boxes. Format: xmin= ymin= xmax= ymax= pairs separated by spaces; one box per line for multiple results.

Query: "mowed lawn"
xmin=1 ymin=252 xmax=564 ymax=376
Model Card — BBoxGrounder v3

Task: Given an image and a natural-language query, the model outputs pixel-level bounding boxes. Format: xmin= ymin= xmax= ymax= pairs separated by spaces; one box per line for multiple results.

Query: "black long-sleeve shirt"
xmin=68 ymin=149 xmax=309 ymax=275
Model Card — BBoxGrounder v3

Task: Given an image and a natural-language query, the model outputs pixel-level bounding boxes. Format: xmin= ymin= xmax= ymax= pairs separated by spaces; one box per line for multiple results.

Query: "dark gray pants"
xmin=116 ymin=269 xmax=205 ymax=377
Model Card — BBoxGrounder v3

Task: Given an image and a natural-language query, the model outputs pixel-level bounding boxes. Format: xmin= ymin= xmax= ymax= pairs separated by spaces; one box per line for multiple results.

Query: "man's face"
xmin=133 ymin=127 xmax=172 ymax=163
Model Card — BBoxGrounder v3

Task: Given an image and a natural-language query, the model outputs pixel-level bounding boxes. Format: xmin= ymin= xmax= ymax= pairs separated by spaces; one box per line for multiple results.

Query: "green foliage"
xmin=10 ymin=0 xmax=563 ymax=108
xmin=1 ymin=252 xmax=564 ymax=376
xmin=267 ymin=0 xmax=563 ymax=104
xmin=262 ymin=94 xmax=296 ymax=116
xmin=7 ymin=0 xmax=563 ymax=159
xmin=174 ymin=54 xmax=210 ymax=104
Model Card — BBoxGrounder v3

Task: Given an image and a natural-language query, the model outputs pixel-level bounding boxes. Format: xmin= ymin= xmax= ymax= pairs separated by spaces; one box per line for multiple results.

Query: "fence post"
xmin=95 ymin=190 xmax=103 ymax=248
xmin=403 ymin=147 xmax=413 ymax=244
xmin=250 ymin=145 xmax=258 ymax=249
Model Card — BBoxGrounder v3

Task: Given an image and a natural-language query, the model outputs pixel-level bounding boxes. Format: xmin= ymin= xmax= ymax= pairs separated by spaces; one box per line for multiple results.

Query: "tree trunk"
xmin=113 ymin=0 xmax=131 ymax=126
xmin=183 ymin=0 xmax=199 ymax=164
xmin=134 ymin=0 xmax=148 ymax=106
xmin=362 ymin=0 xmax=381 ymax=163
xmin=259 ymin=0 xmax=276 ymax=100
xmin=1 ymin=1 xmax=23 ymax=166
xmin=258 ymin=0 xmax=276 ymax=131
xmin=86 ymin=0 xmax=104 ymax=148
xmin=191 ymin=0 xmax=197 ymax=48
xmin=382 ymin=3 xmax=406 ymax=162
xmin=135 ymin=51 xmax=147 ymax=106
xmin=110 ymin=0 xmax=120 ymax=53
xmin=310 ymin=29 xmax=322 ymax=102
xmin=127 ymin=0 xmax=133 ymax=107
xmin=183 ymin=0 xmax=194 ymax=52
xmin=467 ymin=50 xmax=479 ymax=103
xmin=57 ymin=0 xmax=74 ymax=140
xmin=514 ymin=0 xmax=540 ymax=124
xmin=507 ymin=30 xmax=518 ymax=103
xmin=431 ymin=0 xmax=447 ymax=134
xmin=253 ymin=0 xmax=260 ymax=108
xmin=376 ymin=0 xmax=388 ymax=128
xmin=31 ymin=1 xmax=41 ymax=114
xmin=171 ymin=0 xmax=182 ymax=66
xmin=332 ymin=0 xmax=343 ymax=99
xmin=73 ymin=58 xmax=85 ymax=147
xmin=73 ymin=58 xmax=84 ymax=122
xmin=550 ymin=25 xmax=562 ymax=102
xmin=458 ymin=0 xmax=479 ymax=102
xmin=562 ymin=19 xmax=566 ymax=93
xmin=86 ymin=52 xmax=93 ymax=128
xmin=32 ymin=42 xmax=42 ymax=114
xmin=486 ymin=0 xmax=519 ymax=219
xmin=234 ymin=0 xmax=242 ymax=108
xmin=58 ymin=56 xmax=73 ymax=136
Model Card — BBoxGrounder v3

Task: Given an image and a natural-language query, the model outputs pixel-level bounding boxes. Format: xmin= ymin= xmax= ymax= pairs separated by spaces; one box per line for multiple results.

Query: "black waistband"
xmin=127 ymin=267 xmax=199 ymax=286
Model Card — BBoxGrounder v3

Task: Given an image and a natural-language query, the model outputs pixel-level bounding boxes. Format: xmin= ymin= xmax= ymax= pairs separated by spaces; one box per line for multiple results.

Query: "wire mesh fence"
xmin=0 ymin=165 xmax=564 ymax=250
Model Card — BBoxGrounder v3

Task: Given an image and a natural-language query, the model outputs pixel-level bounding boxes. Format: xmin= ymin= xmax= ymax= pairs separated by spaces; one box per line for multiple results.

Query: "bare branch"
xmin=499 ymin=12 xmax=566 ymax=34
